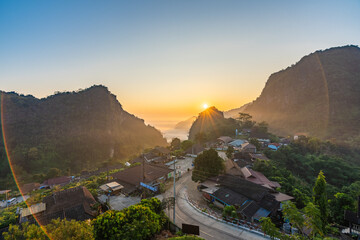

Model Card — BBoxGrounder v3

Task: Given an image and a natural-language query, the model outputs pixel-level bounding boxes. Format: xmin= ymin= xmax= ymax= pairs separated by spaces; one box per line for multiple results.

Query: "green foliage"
xmin=171 ymin=138 xmax=181 ymax=151
xmin=236 ymin=112 xmax=255 ymax=129
xmin=3 ymin=219 xmax=94 ymax=240
xmin=256 ymin=136 xmax=360 ymax=226
xmin=0 ymin=205 xmax=18 ymax=229
xmin=46 ymin=168 xmax=61 ymax=179
xmin=260 ymin=217 xmax=280 ymax=240
xmin=222 ymin=205 xmax=237 ymax=219
xmin=313 ymin=170 xmax=328 ymax=231
xmin=92 ymin=198 xmax=164 ymax=240
xmin=303 ymin=202 xmax=324 ymax=238
xmin=226 ymin=146 xmax=234 ymax=159
xmin=173 ymin=149 xmax=184 ymax=157
xmin=329 ymin=192 xmax=354 ymax=225
xmin=169 ymin=236 xmax=204 ymax=240
xmin=180 ymin=140 xmax=194 ymax=151
xmin=189 ymin=107 xmax=239 ymax=141
xmin=251 ymin=121 xmax=269 ymax=138
xmin=138 ymin=198 xmax=163 ymax=215
xmin=249 ymin=138 xmax=262 ymax=150
xmin=192 ymin=149 xmax=225 ymax=182
xmin=0 ymin=87 xmax=167 ymax=187
xmin=282 ymin=201 xmax=305 ymax=235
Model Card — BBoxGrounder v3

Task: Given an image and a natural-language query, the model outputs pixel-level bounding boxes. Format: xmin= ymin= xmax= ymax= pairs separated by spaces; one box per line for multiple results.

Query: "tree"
xmin=329 ymin=192 xmax=355 ymax=224
xmin=92 ymin=199 xmax=164 ymax=240
xmin=237 ymin=113 xmax=255 ymax=129
xmin=313 ymin=170 xmax=328 ymax=232
xmin=260 ymin=217 xmax=280 ymax=240
xmin=180 ymin=140 xmax=194 ymax=151
xmin=171 ymin=138 xmax=181 ymax=151
xmin=226 ymin=146 xmax=234 ymax=159
xmin=249 ymin=138 xmax=262 ymax=150
xmin=303 ymin=202 xmax=324 ymax=238
xmin=3 ymin=219 xmax=95 ymax=240
xmin=46 ymin=168 xmax=61 ymax=179
xmin=192 ymin=149 xmax=225 ymax=182
xmin=222 ymin=205 xmax=237 ymax=219
xmin=194 ymin=132 xmax=207 ymax=144
xmin=282 ymin=201 xmax=305 ymax=236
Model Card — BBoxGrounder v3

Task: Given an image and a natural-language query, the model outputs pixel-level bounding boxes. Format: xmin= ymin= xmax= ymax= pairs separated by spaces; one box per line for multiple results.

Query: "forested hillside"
xmin=226 ymin=45 xmax=360 ymax=145
xmin=188 ymin=107 xmax=238 ymax=141
xmin=0 ymin=85 xmax=167 ymax=188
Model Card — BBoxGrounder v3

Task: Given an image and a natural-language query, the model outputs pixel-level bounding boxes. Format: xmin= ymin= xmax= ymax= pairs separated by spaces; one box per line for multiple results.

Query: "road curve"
xmin=164 ymin=172 xmax=266 ymax=240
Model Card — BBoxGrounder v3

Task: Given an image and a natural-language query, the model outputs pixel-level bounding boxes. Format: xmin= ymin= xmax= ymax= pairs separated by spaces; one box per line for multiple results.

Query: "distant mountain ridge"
xmin=224 ymin=102 xmax=252 ymax=119
xmin=174 ymin=116 xmax=196 ymax=130
xmin=0 ymin=85 xmax=167 ymax=184
xmin=188 ymin=107 xmax=238 ymax=141
xmin=226 ymin=45 xmax=360 ymax=141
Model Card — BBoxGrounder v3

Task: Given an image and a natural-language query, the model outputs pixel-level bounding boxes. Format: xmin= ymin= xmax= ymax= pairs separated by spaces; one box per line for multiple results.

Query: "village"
xmin=1 ymin=126 xmax=359 ymax=240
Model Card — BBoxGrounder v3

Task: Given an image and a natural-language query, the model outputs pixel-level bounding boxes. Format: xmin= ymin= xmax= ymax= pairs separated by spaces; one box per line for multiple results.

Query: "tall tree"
xmin=237 ymin=112 xmax=255 ymax=129
xmin=170 ymin=138 xmax=181 ymax=151
xmin=313 ymin=170 xmax=328 ymax=232
xmin=192 ymin=149 xmax=225 ymax=182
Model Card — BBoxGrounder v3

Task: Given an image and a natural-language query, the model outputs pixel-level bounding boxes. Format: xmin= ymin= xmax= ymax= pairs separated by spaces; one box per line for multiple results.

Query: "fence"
xmin=184 ymin=192 xmax=271 ymax=239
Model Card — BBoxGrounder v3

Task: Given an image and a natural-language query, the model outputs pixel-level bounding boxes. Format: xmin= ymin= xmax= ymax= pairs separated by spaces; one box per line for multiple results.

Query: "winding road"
xmin=163 ymin=172 xmax=266 ymax=240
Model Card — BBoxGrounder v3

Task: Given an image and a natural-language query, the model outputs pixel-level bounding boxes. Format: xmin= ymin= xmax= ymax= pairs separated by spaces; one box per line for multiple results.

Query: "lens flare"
xmin=1 ymin=93 xmax=51 ymax=239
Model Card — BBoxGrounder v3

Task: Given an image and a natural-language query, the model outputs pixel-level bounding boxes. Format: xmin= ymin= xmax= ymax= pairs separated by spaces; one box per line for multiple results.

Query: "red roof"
xmin=245 ymin=168 xmax=281 ymax=189
xmin=268 ymin=143 xmax=281 ymax=147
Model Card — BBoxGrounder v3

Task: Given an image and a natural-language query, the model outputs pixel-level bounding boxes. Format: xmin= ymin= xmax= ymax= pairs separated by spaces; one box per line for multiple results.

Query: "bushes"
xmin=3 ymin=219 xmax=94 ymax=240
xmin=92 ymin=197 xmax=165 ymax=240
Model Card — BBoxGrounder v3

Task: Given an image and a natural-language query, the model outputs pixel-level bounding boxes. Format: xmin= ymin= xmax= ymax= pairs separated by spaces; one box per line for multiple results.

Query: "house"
xmin=20 ymin=186 xmax=97 ymax=225
xmin=228 ymin=139 xmax=247 ymax=148
xmin=99 ymin=181 xmax=124 ymax=195
xmin=241 ymin=143 xmax=256 ymax=153
xmin=21 ymin=183 xmax=40 ymax=195
xmin=233 ymin=158 xmax=253 ymax=168
xmin=217 ymin=136 xmax=233 ymax=145
xmin=240 ymin=167 xmax=281 ymax=189
xmin=268 ymin=143 xmax=281 ymax=151
xmin=20 ymin=203 xmax=46 ymax=223
xmin=41 ymin=176 xmax=72 ymax=188
xmin=249 ymin=153 xmax=269 ymax=162
xmin=242 ymin=128 xmax=252 ymax=134
xmin=111 ymin=163 xmax=172 ymax=194
xmin=130 ymin=147 xmax=170 ymax=165
xmin=199 ymin=174 xmax=285 ymax=222
xmin=225 ymin=160 xmax=243 ymax=176
xmin=153 ymin=146 xmax=171 ymax=155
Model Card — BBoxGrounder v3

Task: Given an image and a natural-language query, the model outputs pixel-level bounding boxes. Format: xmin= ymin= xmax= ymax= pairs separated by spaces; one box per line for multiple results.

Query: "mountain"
xmin=225 ymin=45 xmax=360 ymax=141
xmin=224 ymin=102 xmax=252 ymax=119
xmin=174 ymin=116 xmax=196 ymax=130
xmin=188 ymin=107 xmax=238 ymax=141
xmin=0 ymin=85 xmax=167 ymax=185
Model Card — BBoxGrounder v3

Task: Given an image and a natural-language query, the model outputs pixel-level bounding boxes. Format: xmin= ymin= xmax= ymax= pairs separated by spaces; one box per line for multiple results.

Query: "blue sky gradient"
xmin=1 ymin=0 xmax=359 ymax=123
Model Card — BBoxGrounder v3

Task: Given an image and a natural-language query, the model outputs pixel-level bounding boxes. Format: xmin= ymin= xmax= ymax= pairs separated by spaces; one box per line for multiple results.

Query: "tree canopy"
xmin=192 ymin=149 xmax=225 ymax=182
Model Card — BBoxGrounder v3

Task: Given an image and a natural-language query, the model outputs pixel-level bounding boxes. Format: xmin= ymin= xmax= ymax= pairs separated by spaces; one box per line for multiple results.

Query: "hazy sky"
xmin=1 ymin=0 xmax=359 ymax=126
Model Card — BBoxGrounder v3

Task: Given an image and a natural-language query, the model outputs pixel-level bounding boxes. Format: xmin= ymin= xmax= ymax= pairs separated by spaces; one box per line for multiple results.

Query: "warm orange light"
xmin=203 ymin=103 xmax=209 ymax=109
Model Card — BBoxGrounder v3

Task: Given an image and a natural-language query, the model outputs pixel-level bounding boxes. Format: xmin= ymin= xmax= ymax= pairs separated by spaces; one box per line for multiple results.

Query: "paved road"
xmin=164 ymin=172 xmax=266 ymax=240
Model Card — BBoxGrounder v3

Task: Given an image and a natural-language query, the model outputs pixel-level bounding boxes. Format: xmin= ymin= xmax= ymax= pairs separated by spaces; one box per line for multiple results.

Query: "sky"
xmin=1 ymin=0 xmax=359 ymax=129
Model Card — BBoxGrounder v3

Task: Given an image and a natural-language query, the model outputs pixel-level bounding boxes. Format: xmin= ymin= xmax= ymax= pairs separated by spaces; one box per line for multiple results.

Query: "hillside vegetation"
xmin=0 ymin=85 xmax=167 ymax=188
xmin=227 ymin=45 xmax=360 ymax=144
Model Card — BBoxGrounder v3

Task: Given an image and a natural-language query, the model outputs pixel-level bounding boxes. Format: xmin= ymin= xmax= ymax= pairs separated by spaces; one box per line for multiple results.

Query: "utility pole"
xmin=173 ymin=157 xmax=176 ymax=224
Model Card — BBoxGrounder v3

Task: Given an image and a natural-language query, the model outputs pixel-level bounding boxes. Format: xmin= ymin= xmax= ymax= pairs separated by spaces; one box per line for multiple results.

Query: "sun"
xmin=203 ymin=103 xmax=209 ymax=109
